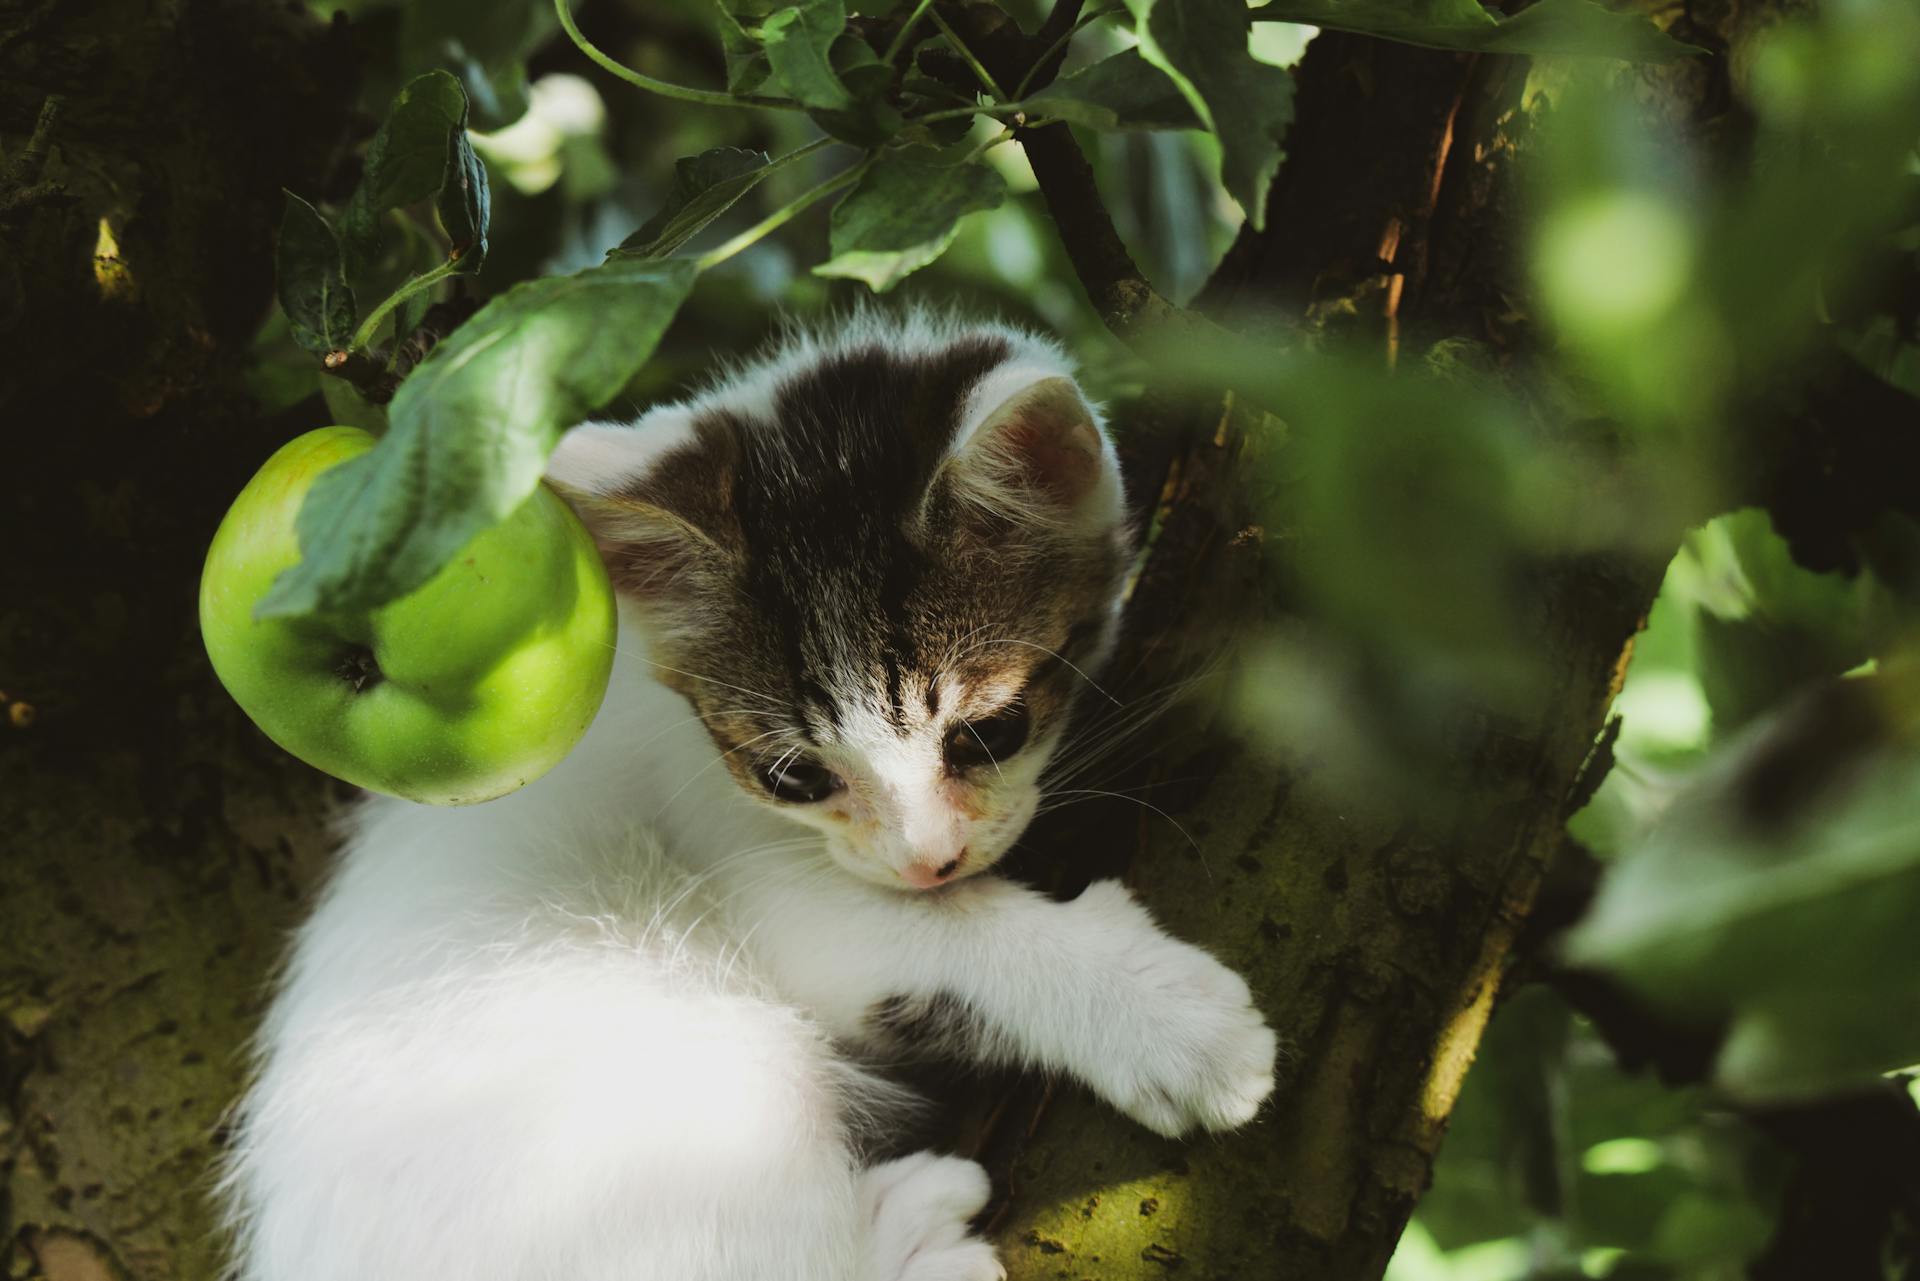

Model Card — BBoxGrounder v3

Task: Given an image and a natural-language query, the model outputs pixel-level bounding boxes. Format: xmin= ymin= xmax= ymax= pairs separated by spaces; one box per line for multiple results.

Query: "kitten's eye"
xmin=946 ymin=704 xmax=1031 ymax=771
xmin=763 ymin=757 xmax=842 ymax=804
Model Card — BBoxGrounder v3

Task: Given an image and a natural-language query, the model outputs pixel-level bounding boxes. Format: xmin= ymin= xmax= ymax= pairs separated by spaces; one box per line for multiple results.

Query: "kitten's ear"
xmin=546 ymin=414 xmax=738 ymax=599
xmin=944 ymin=373 xmax=1122 ymax=531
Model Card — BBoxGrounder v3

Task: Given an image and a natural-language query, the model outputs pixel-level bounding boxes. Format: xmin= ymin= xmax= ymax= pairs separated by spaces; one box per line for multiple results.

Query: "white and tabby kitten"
xmin=219 ymin=312 xmax=1277 ymax=1281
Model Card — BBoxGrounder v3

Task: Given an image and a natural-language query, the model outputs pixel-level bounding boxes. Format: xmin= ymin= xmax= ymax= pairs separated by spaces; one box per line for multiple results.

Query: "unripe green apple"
xmin=199 ymin=426 xmax=616 ymax=805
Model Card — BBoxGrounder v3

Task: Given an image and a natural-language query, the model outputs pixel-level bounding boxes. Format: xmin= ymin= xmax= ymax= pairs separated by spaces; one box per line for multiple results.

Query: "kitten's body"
xmin=221 ymin=315 xmax=1275 ymax=1281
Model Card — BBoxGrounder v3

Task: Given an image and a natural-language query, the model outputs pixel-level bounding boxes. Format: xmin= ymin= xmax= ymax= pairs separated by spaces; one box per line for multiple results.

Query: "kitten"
xmin=218 ymin=312 xmax=1277 ymax=1281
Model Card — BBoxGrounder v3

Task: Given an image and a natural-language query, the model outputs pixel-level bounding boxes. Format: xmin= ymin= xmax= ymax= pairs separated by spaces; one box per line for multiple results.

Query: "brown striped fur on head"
xmin=548 ymin=311 xmax=1130 ymax=892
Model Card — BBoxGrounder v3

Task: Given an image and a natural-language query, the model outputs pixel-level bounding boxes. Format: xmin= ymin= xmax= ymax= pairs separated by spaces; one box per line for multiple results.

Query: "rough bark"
xmin=950 ymin=17 xmax=1734 ymax=1281
xmin=0 ymin=4 xmax=355 ymax=1278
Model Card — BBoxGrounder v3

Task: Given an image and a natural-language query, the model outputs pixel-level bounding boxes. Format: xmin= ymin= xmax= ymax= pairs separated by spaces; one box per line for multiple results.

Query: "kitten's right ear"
xmin=546 ymin=414 xmax=739 ymax=599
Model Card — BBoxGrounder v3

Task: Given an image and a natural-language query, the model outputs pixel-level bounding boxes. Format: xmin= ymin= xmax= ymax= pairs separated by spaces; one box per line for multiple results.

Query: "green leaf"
xmin=1563 ymin=681 xmax=1920 ymax=1099
xmin=257 ymin=257 xmax=698 ymax=618
xmin=806 ymin=30 xmax=903 ymax=144
xmin=344 ymin=71 xmax=470 ymax=273
xmin=1023 ymin=47 xmax=1204 ymax=131
xmin=1252 ymin=0 xmax=1698 ymax=61
xmin=815 ymin=148 xmax=1006 ymax=292
xmin=277 ymin=192 xmax=356 ymax=356
xmin=714 ymin=1 xmax=775 ymax=95
xmin=1120 ymin=0 xmax=1294 ymax=228
xmin=399 ymin=0 xmax=557 ymax=127
xmin=437 ymin=109 xmax=492 ymax=274
xmin=613 ymin=147 xmax=774 ymax=260
xmin=760 ymin=0 xmax=856 ymax=110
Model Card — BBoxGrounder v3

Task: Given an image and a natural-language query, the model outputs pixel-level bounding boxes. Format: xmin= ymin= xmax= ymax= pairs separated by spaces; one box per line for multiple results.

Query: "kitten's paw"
xmin=860 ymin=1153 xmax=1003 ymax=1281
xmin=1074 ymin=881 xmax=1279 ymax=1138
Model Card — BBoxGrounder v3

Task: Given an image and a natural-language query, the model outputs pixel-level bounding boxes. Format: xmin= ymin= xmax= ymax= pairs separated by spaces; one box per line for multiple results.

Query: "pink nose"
xmin=901 ymin=854 xmax=964 ymax=890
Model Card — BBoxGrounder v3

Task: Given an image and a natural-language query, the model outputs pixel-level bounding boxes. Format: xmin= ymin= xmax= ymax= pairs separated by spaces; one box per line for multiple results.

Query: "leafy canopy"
xmin=265 ymin=0 xmax=1690 ymax=619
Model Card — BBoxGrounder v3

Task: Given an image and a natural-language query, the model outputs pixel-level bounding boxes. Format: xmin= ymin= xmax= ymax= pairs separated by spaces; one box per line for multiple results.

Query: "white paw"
xmin=1074 ymin=881 xmax=1279 ymax=1138
xmin=859 ymin=1153 xmax=1003 ymax=1281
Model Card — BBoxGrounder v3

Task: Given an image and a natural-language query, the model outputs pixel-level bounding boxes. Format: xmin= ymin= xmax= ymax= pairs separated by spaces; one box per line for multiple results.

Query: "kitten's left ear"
xmin=943 ymin=373 xmax=1122 ymax=532
xmin=544 ymin=413 xmax=740 ymax=602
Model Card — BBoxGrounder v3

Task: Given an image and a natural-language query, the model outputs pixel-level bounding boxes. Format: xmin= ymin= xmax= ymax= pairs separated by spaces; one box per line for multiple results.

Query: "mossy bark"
xmin=0 ymin=4 xmax=354 ymax=1278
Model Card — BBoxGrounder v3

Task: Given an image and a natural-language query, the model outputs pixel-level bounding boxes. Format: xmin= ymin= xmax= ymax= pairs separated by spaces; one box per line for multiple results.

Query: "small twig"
xmin=962 ymin=126 xmax=1016 ymax=164
xmin=319 ymin=349 xmax=402 ymax=405
xmin=349 ymin=258 xmax=461 ymax=354
xmin=693 ymin=156 xmax=875 ymax=271
xmin=915 ymin=99 xmax=1034 ymax=124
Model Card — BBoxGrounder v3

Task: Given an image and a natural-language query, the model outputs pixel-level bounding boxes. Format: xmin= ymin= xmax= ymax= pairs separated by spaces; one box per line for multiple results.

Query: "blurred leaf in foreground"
xmin=1256 ymin=0 xmax=1696 ymax=60
xmin=1564 ymin=668 xmax=1920 ymax=1099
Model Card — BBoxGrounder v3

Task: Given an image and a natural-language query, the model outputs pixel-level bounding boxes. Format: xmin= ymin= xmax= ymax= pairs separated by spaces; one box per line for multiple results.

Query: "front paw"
xmin=1074 ymin=881 xmax=1278 ymax=1138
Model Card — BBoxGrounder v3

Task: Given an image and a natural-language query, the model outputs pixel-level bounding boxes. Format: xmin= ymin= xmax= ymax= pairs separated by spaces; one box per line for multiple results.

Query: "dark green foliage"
xmin=262 ymin=0 xmax=1694 ymax=619
xmin=761 ymin=0 xmax=858 ymax=109
xmin=344 ymin=71 xmax=470 ymax=272
xmin=259 ymin=257 xmax=697 ymax=617
xmin=400 ymin=0 xmax=556 ymax=126
xmin=1122 ymin=0 xmax=1294 ymax=227
xmin=276 ymin=193 xmax=355 ymax=356
xmin=438 ymin=116 xmax=491 ymax=273
xmin=1023 ymin=48 xmax=1203 ymax=132
xmin=614 ymin=147 xmax=779 ymax=260
xmin=817 ymin=147 xmax=1007 ymax=291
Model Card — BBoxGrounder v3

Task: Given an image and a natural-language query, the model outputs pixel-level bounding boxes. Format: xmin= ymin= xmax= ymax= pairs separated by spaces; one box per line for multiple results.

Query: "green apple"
xmin=200 ymin=426 xmax=616 ymax=805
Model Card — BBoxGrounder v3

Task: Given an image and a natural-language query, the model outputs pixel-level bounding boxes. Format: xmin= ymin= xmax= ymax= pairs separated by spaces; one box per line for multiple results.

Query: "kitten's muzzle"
xmin=900 ymin=852 xmax=966 ymax=890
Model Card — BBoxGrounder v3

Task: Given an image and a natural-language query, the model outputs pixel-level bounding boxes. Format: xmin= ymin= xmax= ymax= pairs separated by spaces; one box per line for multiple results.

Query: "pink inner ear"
xmin=999 ymin=417 xmax=1102 ymax=505
xmin=607 ymin=530 xmax=704 ymax=599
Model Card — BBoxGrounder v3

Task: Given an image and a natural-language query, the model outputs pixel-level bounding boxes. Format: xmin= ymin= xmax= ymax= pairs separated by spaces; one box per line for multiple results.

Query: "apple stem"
xmin=335 ymin=647 xmax=382 ymax=694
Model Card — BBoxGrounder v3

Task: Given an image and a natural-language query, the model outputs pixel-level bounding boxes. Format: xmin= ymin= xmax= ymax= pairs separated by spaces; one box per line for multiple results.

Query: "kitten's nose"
xmin=901 ymin=852 xmax=965 ymax=890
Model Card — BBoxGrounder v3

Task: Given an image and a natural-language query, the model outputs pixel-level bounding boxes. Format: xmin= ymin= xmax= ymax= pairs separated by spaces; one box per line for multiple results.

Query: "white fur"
xmin=221 ymin=317 xmax=1276 ymax=1281
xmin=220 ymin=615 xmax=1276 ymax=1280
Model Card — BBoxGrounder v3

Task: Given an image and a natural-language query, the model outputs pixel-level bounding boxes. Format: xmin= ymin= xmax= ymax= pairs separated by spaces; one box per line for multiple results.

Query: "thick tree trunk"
xmin=0 ymin=4 xmax=354 ymax=1278
xmin=966 ymin=20 xmax=1737 ymax=1281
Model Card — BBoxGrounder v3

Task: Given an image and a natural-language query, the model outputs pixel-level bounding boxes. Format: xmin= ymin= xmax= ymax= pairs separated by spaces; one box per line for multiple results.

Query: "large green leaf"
xmin=344 ymin=71 xmax=470 ymax=272
xmin=276 ymin=193 xmax=356 ymax=356
xmin=258 ymin=257 xmax=698 ymax=618
xmin=1120 ymin=0 xmax=1294 ymax=228
xmin=1253 ymin=0 xmax=1697 ymax=61
xmin=1023 ymin=47 xmax=1204 ymax=131
xmin=814 ymin=148 xmax=1006 ymax=292
xmin=613 ymin=147 xmax=774 ymax=260
xmin=760 ymin=0 xmax=855 ymax=110
xmin=1563 ymin=679 xmax=1920 ymax=1099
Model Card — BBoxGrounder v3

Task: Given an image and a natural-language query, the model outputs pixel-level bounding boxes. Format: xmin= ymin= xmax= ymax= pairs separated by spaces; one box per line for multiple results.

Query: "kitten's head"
xmin=549 ymin=312 xmax=1130 ymax=892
